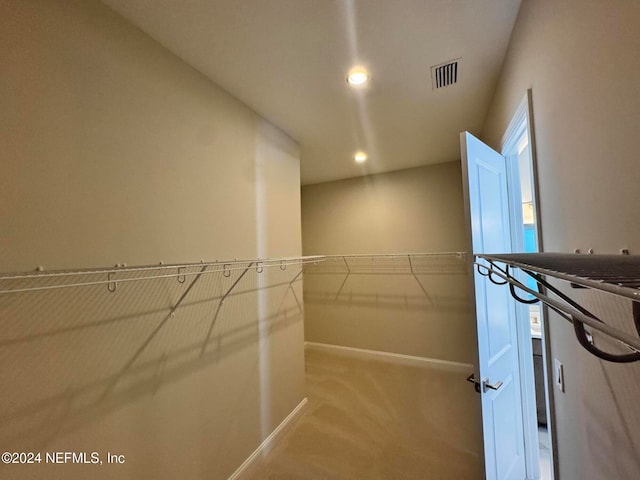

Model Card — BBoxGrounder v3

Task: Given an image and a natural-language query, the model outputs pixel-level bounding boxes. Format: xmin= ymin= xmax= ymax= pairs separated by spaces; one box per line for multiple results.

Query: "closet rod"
xmin=0 ymin=256 xmax=325 ymax=295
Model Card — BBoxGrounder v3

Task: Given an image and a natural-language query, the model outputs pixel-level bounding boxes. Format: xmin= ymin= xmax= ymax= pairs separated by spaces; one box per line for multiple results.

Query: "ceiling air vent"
xmin=431 ymin=59 xmax=460 ymax=89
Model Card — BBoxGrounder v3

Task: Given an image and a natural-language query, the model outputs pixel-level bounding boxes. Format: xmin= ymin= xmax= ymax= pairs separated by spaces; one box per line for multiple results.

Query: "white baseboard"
xmin=227 ymin=397 xmax=308 ymax=480
xmin=305 ymin=341 xmax=473 ymax=372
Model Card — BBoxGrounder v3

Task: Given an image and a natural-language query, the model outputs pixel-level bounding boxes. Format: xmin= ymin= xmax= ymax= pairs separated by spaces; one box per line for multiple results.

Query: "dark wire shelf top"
xmin=477 ymin=253 xmax=640 ymax=301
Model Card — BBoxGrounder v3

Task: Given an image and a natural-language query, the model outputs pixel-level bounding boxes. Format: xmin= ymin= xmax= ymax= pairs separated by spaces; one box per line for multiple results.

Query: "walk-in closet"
xmin=2 ymin=1 xmax=640 ymax=480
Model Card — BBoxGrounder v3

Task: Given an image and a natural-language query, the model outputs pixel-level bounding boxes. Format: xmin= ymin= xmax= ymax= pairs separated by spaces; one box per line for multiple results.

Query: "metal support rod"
xmin=518 ymin=267 xmax=640 ymax=362
xmin=202 ymin=261 xmax=268 ymax=355
xmin=289 ymin=269 xmax=303 ymax=286
xmin=200 ymin=302 xmax=223 ymax=357
xmin=407 ymin=255 xmax=432 ymax=302
xmin=478 ymin=253 xmax=640 ymax=301
xmin=475 ymin=260 xmax=640 ymax=354
xmin=169 ymin=265 xmax=209 ymax=315
xmin=343 ymin=256 xmax=351 ymax=274
xmin=305 ymin=253 xmax=466 ymax=277
xmin=288 ymin=268 xmax=305 ymax=308
xmin=411 ymin=274 xmax=433 ymax=302
xmin=101 ymin=265 xmax=208 ymax=399
xmin=334 ymin=272 xmax=350 ymax=300
xmin=220 ymin=263 xmax=254 ymax=305
xmin=288 ymin=272 xmax=303 ymax=312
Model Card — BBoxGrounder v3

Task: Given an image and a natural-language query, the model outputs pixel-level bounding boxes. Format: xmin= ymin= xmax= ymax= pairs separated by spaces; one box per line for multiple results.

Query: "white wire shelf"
xmin=481 ymin=253 xmax=640 ymax=301
xmin=303 ymin=252 xmax=467 ymax=275
xmin=0 ymin=256 xmax=326 ymax=295
xmin=475 ymin=253 xmax=640 ymax=362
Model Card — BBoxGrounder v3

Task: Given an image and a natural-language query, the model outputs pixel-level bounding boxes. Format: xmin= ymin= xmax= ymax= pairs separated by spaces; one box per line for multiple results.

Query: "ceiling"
xmin=102 ymin=0 xmax=522 ymax=185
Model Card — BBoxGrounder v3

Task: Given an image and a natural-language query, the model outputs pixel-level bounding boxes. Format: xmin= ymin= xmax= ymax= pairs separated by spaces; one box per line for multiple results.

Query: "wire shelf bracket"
xmin=303 ymin=252 xmax=467 ymax=301
xmin=475 ymin=253 xmax=640 ymax=362
xmin=0 ymin=256 xmax=325 ymax=396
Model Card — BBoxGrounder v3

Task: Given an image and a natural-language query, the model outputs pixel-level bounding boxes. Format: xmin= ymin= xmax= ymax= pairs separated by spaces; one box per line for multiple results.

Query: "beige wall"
xmin=302 ymin=163 xmax=468 ymax=255
xmin=482 ymin=0 xmax=640 ymax=478
xmin=301 ymin=163 xmax=477 ymax=364
xmin=0 ymin=1 xmax=303 ymax=479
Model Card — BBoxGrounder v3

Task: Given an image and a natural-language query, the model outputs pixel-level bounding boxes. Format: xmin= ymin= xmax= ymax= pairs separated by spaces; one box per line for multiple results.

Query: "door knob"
xmin=482 ymin=378 xmax=504 ymax=393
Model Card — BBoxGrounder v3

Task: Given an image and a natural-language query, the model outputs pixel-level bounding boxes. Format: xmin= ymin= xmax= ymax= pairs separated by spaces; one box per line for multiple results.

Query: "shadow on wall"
xmin=302 ymin=255 xmax=473 ymax=363
xmin=0 ymin=264 xmax=303 ymax=453
xmin=560 ymin=286 xmax=640 ymax=477
xmin=303 ymin=254 xmax=469 ymax=310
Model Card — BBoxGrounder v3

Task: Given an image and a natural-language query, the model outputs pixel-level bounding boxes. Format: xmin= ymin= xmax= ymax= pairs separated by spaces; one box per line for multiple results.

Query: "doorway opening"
xmin=461 ymin=89 xmax=556 ymax=480
xmin=501 ymin=90 xmax=553 ymax=480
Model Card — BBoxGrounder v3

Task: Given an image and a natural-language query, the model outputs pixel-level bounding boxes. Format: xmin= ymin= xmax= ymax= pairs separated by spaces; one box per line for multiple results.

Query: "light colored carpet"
xmin=244 ymin=347 xmax=483 ymax=479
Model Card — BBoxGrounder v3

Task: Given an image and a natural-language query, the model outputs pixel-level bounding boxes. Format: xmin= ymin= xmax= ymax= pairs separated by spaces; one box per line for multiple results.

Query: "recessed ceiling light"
xmin=354 ymin=151 xmax=368 ymax=163
xmin=347 ymin=67 xmax=369 ymax=86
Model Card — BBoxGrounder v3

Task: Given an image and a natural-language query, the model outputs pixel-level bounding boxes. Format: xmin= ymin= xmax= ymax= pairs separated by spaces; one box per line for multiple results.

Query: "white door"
xmin=461 ymin=131 xmax=526 ymax=480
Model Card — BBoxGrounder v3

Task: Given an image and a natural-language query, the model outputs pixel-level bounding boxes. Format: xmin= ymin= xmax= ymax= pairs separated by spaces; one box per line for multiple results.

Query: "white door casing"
xmin=461 ymin=131 xmax=526 ymax=480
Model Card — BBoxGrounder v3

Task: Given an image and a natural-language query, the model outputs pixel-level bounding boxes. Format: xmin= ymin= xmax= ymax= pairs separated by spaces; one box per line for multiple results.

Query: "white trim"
xmin=501 ymin=92 xmax=541 ymax=480
xmin=305 ymin=342 xmax=473 ymax=372
xmin=227 ymin=397 xmax=309 ymax=480
xmin=501 ymin=94 xmax=529 ymax=153
xmin=500 ymin=89 xmax=556 ymax=480
xmin=524 ymin=88 xmax=558 ymax=480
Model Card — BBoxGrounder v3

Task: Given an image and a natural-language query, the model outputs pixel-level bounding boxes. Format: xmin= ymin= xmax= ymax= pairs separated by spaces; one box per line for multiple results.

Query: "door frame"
xmin=500 ymin=89 xmax=557 ymax=480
